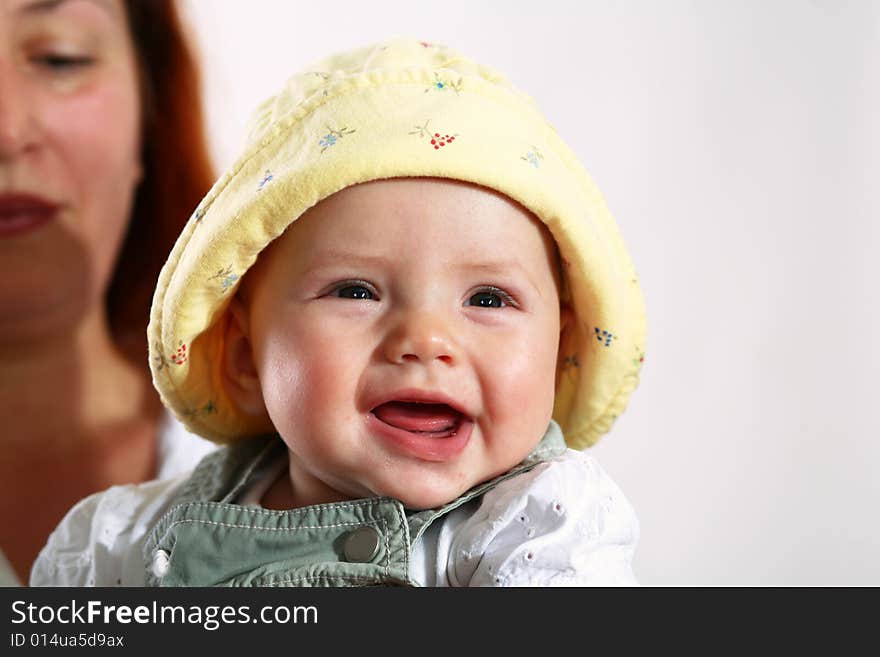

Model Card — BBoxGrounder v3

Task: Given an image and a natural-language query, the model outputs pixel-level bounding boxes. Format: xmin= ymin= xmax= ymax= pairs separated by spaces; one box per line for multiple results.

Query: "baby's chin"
xmin=373 ymin=477 xmax=483 ymax=511
xmin=370 ymin=455 xmax=536 ymax=509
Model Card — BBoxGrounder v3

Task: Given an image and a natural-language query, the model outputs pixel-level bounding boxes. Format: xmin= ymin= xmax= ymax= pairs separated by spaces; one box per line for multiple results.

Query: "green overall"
xmin=143 ymin=422 xmax=566 ymax=587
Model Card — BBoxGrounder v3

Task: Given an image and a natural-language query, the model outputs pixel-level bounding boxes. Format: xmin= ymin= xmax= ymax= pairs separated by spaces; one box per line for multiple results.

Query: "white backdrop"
xmin=181 ymin=0 xmax=880 ymax=585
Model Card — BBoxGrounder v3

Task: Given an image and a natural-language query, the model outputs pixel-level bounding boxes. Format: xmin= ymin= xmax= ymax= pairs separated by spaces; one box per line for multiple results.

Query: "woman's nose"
xmin=0 ymin=65 xmax=36 ymax=159
xmin=381 ymin=311 xmax=458 ymax=366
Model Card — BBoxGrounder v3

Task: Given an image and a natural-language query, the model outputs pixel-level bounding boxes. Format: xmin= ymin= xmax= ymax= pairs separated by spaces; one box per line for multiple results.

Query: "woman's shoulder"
xmin=0 ymin=548 xmax=19 ymax=586
xmin=29 ymin=475 xmax=188 ymax=587
xmin=156 ymin=411 xmax=218 ymax=479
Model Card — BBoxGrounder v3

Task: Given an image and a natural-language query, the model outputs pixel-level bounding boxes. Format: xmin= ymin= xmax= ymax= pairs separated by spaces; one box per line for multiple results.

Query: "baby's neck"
xmin=258 ymin=458 xmax=353 ymax=510
xmin=258 ymin=468 xmax=297 ymax=510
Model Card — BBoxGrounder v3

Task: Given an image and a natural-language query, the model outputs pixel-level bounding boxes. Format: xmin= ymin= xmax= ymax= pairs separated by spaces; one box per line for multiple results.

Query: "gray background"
xmin=182 ymin=0 xmax=880 ymax=585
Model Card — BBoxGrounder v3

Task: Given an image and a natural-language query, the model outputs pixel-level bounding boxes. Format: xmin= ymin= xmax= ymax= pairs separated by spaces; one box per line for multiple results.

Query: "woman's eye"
xmin=467 ymin=291 xmax=507 ymax=308
xmin=33 ymin=54 xmax=94 ymax=71
xmin=334 ymin=284 xmax=374 ymax=300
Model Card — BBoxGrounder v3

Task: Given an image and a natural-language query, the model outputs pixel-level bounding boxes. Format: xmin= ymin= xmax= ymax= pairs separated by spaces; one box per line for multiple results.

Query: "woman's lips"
xmin=367 ymin=402 xmax=472 ymax=462
xmin=0 ymin=195 xmax=60 ymax=237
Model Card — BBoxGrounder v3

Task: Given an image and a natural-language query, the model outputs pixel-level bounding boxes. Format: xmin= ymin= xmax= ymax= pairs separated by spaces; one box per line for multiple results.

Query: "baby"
xmin=32 ymin=39 xmax=647 ymax=587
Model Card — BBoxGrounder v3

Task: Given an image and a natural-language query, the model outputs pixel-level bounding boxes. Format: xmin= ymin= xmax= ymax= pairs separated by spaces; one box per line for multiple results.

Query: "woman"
xmin=0 ymin=0 xmax=216 ymax=584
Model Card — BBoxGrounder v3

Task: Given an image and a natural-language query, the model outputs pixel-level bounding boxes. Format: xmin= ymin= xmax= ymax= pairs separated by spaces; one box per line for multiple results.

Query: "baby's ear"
xmin=556 ymin=302 xmax=576 ymax=388
xmin=221 ymin=296 xmax=267 ymax=417
xmin=559 ymin=301 xmax=575 ymax=346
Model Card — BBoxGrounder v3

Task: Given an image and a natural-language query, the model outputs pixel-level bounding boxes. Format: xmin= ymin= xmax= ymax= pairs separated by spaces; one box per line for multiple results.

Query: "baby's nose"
xmin=381 ymin=312 xmax=457 ymax=366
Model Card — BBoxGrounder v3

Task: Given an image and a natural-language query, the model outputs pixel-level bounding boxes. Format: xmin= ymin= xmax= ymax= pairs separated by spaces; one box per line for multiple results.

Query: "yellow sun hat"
xmin=148 ymin=39 xmax=646 ymax=450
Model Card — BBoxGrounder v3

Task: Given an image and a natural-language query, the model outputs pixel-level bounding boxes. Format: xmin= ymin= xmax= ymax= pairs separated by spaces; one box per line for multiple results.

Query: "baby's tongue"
xmin=373 ymin=401 xmax=461 ymax=433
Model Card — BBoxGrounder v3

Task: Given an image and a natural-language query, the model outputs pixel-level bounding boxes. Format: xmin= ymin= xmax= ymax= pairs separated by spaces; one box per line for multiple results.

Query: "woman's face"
xmin=0 ymin=0 xmax=142 ymax=342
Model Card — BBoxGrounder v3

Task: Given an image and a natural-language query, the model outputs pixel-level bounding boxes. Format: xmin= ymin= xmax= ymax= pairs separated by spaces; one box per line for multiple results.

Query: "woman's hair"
xmin=109 ymin=0 xmax=215 ymax=362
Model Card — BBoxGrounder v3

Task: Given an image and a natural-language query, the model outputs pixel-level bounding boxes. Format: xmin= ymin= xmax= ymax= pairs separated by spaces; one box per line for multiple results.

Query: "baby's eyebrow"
xmin=304 ymin=252 xmax=394 ymax=270
xmin=458 ymin=261 xmax=544 ymax=297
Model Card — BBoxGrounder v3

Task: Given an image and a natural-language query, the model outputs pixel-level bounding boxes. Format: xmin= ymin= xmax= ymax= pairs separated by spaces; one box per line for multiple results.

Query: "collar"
xmin=143 ymin=421 xmax=566 ymax=586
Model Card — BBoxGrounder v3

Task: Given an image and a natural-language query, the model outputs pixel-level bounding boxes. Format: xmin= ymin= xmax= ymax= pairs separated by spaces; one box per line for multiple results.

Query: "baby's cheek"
xmin=507 ymin=371 xmax=556 ymax=427
xmin=258 ymin=337 xmax=348 ymax=425
xmin=509 ymin=333 xmax=557 ymax=396
xmin=255 ymin=338 xmax=308 ymax=420
xmin=483 ymin=336 xmax=557 ymax=432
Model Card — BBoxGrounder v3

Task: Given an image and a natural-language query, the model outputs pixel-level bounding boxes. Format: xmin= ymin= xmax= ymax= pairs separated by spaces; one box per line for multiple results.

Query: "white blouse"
xmin=31 ymin=447 xmax=638 ymax=587
xmin=154 ymin=412 xmax=218 ymax=480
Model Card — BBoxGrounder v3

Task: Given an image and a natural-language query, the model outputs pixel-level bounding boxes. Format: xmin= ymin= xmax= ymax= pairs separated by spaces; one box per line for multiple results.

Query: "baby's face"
xmin=234 ymin=178 xmax=564 ymax=509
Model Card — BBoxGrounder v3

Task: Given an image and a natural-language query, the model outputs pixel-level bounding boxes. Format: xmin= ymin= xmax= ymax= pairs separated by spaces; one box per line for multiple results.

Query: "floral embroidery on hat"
xmin=426 ymin=72 xmax=462 ymax=94
xmin=257 ymin=170 xmax=273 ymax=190
xmin=521 ymin=146 xmax=544 ymax=168
xmin=182 ymin=400 xmax=217 ymax=420
xmin=409 ymin=119 xmax=457 ymax=150
xmin=210 ymin=265 xmax=239 ymax=292
xmin=171 ymin=342 xmax=187 ymax=365
xmin=633 ymin=347 xmax=645 ymax=368
xmin=152 ymin=340 xmax=188 ymax=370
xmin=560 ymin=354 xmax=579 ymax=383
xmin=594 ymin=327 xmax=615 ymax=347
xmin=151 ymin=344 xmax=167 ymax=372
xmin=310 ymin=71 xmax=332 ymax=96
xmin=319 ymin=126 xmax=356 ymax=154
xmin=562 ymin=354 xmax=581 ymax=381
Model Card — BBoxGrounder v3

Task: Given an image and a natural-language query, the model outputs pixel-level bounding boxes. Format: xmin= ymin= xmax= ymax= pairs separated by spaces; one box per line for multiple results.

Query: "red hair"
xmin=109 ymin=0 xmax=215 ymax=363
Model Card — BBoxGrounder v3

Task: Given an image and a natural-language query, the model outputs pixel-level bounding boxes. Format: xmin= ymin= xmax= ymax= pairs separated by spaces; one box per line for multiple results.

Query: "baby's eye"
xmin=466 ymin=288 xmax=514 ymax=309
xmin=332 ymin=284 xmax=375 ymax=300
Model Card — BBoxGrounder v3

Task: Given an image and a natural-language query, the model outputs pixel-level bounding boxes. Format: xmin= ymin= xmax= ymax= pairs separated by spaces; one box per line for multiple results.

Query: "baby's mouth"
xmin=371 ymin=401 xmax=465 ymax=438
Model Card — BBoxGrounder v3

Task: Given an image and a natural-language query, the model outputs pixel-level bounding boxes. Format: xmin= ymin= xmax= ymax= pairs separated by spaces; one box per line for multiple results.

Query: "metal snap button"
xmin=343 ymin=526 xmax=381 ymax=563
xmin=151 ymin=549 xmax=171 ymax=578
